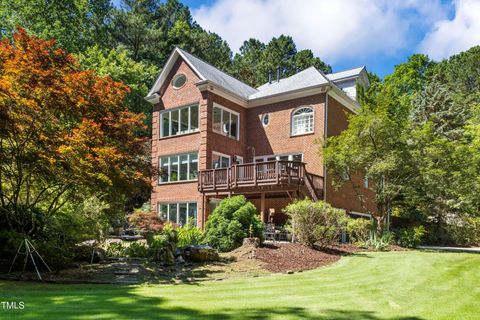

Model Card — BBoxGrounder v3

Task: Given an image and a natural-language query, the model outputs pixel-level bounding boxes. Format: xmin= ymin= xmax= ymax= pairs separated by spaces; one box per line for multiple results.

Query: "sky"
xmin=186 ymin=0 xmax=480 ymax=78
xmin=115 ymin=0 xmax=480 ymax=78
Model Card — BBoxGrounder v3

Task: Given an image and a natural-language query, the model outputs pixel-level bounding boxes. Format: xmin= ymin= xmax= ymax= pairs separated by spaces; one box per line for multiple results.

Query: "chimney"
xmin=268 ymin=71 xmax=272 ymax=84
xmin=277 ymin=66 xmax=281 ymax=82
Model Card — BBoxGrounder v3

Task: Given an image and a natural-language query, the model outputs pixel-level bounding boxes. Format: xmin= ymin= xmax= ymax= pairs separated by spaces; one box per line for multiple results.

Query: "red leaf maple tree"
xmin=0 ymin=28 xmax=151 ymax=234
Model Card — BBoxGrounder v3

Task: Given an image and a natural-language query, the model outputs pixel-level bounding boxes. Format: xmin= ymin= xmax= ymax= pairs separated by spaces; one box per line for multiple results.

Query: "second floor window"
xmin=213 ymin=104 xmax=239 ymax=140
xmin=291 ymin=106 xmax=314 ymax=136
xmin=161 ymin=104 xmax=199 ymax=138
xmin=212 ymin=152 xmax=230 ymax=169
xmin=159 ymin=152 xmax=198 ymax=183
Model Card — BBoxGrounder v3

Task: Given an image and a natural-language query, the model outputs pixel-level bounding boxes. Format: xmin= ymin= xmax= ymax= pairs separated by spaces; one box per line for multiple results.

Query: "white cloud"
xmin=419 ymin=0 xmax=480 ymax=60
xmin=192 ymin=0 xmax=448 ymax=63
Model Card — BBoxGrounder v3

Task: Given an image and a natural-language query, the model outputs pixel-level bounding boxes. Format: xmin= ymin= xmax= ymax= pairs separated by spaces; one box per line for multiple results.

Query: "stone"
xmin=242 ymin=237 xmax=260 ymax=248
xmin=184 ymin=245 xmax=219 ymax=262
xmin=175 ymin=255 xmax=185 ymax=264
xmin=174 ymin=248 xmax=184 ymax=258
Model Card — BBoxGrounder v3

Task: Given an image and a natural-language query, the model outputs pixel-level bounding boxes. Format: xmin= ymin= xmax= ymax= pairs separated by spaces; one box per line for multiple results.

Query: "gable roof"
xmin=146 ymin=48 xmax=365 ymax=112
xmin=146 ymin=47 xmax=257 ymax=101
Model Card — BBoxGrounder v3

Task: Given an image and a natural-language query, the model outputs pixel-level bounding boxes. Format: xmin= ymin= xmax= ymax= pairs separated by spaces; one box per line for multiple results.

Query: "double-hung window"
xmin=212 ymin=104 xmax=239 ymax=140
xmin=159 ymin=152 xmax=198 ymax=183
xmin=158 ymin=202 xmax=197 ymax=226
xmin=291 ymin=106 xmax=314 ymax=136
xmin=160 ymin=104 xmax=199 ymax=138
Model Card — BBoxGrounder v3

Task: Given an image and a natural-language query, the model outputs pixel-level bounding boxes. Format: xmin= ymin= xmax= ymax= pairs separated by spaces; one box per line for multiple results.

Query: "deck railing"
xmin=198 ymin=160 xmax=306 ymax=192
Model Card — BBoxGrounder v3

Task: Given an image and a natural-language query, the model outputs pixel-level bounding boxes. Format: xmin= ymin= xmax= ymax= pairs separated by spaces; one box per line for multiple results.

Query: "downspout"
xmin=323 ymin=86 xmax=331 ymax=201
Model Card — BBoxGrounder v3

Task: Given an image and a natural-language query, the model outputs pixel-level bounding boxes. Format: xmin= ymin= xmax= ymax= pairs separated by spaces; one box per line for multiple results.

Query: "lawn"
xmin=0 ymin=251 xmax=479 ymax=320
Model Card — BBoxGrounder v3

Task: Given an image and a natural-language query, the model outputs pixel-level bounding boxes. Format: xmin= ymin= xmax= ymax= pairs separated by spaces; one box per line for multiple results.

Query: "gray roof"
xmin=178 ymin=48 xmax=258 ymax=99
xmin=147 ymin=48 xmax=365 ymax=105
xmin=325 ymin=66 xmax=365 ymax=82
xmin=251 ymin=67 xmax=329 ymax=99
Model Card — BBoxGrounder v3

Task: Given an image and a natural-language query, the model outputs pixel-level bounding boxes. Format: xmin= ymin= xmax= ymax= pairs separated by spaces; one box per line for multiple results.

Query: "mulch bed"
xmin=254 ymin=242 xmax=359 ymax=273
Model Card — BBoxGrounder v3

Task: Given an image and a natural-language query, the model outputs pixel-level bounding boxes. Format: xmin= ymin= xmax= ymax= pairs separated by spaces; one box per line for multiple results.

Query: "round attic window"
xmin=261 ymin=113 xmax=269 ymax=126
xmin=171 ymin=74 xmax=187 ymax=89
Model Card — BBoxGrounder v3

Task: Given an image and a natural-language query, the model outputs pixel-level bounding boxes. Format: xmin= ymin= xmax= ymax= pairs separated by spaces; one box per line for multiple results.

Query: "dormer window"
xmin=171 ymin=74 xmax=187 ymax=89
xmin=291 ymin=106 xmax=314 ymax=136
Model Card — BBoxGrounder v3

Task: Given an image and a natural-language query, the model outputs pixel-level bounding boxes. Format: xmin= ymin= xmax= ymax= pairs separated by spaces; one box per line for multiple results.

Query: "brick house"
xmin=145 ymin=48 xmax=376 ymax=228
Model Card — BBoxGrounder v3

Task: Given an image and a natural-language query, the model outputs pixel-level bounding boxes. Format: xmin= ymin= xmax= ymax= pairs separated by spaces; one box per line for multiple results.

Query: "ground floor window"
xmin=157 ymin=202 xmax=197 ymax=226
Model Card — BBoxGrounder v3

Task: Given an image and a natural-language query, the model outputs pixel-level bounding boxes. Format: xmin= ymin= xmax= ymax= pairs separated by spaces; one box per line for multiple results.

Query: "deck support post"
xmin=260 ymin=192 xmax=266 ymax=222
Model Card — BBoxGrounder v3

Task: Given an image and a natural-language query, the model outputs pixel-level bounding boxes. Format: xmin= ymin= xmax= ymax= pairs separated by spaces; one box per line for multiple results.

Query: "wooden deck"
xmin=198 ymin=161 xmax=323 ymax=199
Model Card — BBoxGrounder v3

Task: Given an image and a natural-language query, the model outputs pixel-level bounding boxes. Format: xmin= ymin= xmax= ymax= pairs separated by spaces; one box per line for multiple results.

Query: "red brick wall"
xmin=151 ymin=59 xmax=206 ymax=226
xmin=324 ymin=95 xmax=377 ymax=214
xmin=245 ymin=94 xmax=325 ymax=176
xmin=204 ymin=93 xmax=248 ymax=168
xmin=151 ymin=56 xmax=376 ymax=227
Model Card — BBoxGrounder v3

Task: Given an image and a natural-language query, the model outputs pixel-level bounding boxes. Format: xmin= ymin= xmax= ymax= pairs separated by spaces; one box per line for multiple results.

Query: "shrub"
xmin=106 ymin=242 xmax=127 ymax=257
xmin=126 ymin=242 xmax=148 ymax=258
xmin=146 ymin=223 xmax=177 ymax=263
xmin=399 ymin=226 xmax=426 ymax=248
xmin=204 ymin=196 xmax=263 ymax=252
xmin=177 ymin=223 xmax=204 ymax=247
xmin=444 ymin=217 xmax=480 ymax=246
xmin=128 ymin=210 xmax=166 ymax=234
xmin=346 ymin=218 xmax=372 ymax=244
xmin=283 ymin=199 xmax=348 ymax=247
xmin=364 ymin=232 xmax=395 ymax=251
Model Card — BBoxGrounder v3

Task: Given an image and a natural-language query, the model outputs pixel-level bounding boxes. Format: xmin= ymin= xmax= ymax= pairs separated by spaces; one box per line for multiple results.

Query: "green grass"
xmin=0 ymin=251 xmax=479 ymax=319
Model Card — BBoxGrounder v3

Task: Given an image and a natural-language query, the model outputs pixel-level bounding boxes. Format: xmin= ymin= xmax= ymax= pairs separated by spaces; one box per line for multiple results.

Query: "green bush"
xmin=364 ymin=232 xmax=395 ymax=251
xmin=399 ymin=226 xmax=426 ymax=248
xmin=106 ymin=242 xmax=127 ymax=257
xmin=147 ymin=223 xmax=177 ymax=263
xmin=444 ymin=217 xmax=480 ymax=246
xmin=177 ymin=223 xmax=204 ymax=247
xmin=204 ymin=196 xmax=263 ymax=252
xmin=283 ymin=199 xmax=348 ymax=247
xmin=126 ymin=242 xmax=148 ymax=258
xmin=346 ymin=218 xmax=372 ymax=244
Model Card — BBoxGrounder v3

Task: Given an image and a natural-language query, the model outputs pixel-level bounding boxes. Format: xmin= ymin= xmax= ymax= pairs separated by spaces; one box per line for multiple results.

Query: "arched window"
xmin=291 ymin=106 xmax=314 ymax=135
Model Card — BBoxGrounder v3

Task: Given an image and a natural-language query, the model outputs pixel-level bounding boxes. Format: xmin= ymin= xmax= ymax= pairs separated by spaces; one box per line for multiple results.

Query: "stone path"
xmin=417 ymin=246 xmax=480 ymax=253
xmin=112 ymin=262 xmax=140 ymax=284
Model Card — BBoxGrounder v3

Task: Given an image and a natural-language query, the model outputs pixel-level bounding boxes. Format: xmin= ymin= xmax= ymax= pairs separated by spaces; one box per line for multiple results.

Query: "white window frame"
xmin=160 ymin=104 xmax=199 ymax=138
xmin=254 ymin=153 xmax=303 ymax=163
xmin=212 ymin=103 xmax=240 ymax=140
xmin=364 ymin=176 xmax=369 ymax=188
xmin=291 ymin=106 xmax=314 ymax=136
xmin=157 ymin=202 xmax=198 ymax=226
xmin=159 ymin=152 xmax=198 ymax=183
xmin=212 ymin=151 xmax=231 ymax=169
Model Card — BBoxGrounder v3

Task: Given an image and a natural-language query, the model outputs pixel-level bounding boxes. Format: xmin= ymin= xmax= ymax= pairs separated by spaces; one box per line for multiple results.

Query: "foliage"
xmin=204 ymin=196 xmax=263 ymax=252
xmin=0 ymin=29 xmax=150 ymax=243
xmin=443 ymin=217 xmax=480 ymax=246
xmin=106 ymin=242 xmax=127 ymax=257
xmin=346 ymin=218 xmax=372 ymax=244
xmin=364 ymin=232 xmax=395 ymax=251
xmin=283 ymin=199 xmax=348 ymax=247
xmin=0 ymin=0 xmax=112 ymax=52
xmin=399 ymin=226 xmax=426 ymax=248
xmin=126 ymin=242 xmax=149 ymax=258
xmin=176 ymin=223 xmax=204 ymax=248
xmin=76 ymin=46 xmax=159 ymax=135
xmin=128 ymin=210 xmax=166 ymax=234
xmin=231 ymin=35 xmax=331 ymax=87
xmin=323 ymin=55 xmax=434 ymax=235
xmin=147 ymin=223 xmax=177 ymax=262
